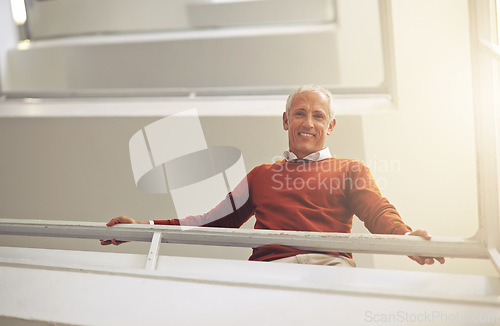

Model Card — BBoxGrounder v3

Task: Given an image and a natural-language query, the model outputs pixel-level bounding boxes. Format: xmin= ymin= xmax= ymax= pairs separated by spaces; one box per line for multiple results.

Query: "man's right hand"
xmin=100 ymin=215 xmax=148 ymax=246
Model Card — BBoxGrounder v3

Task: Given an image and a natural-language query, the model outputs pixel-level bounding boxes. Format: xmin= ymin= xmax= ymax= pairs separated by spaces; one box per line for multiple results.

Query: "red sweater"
xmin=154 ymin=158 xmax=412 ymax=261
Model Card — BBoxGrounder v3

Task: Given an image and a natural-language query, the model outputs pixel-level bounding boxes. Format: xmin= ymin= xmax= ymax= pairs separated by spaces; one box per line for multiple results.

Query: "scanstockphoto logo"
xmin=271 ymin=161 xmax=376 ymax=194
xmin=128 ymin=109 xmax=249 ymax=225
xmin=364 ymin=310 xmax=500 ymax=325
xmin=268 ymin=154 xmax=402 ymax=174
xmin=364 ymin=155 xmax=401 ymax=175
xmin=269 ymin=154 xmax=401 ymax=191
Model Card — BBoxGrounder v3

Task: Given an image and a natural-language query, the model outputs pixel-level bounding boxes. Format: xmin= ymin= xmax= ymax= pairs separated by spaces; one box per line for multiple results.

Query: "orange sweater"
xmin=154 ymin=158 xmax=412 ymax=261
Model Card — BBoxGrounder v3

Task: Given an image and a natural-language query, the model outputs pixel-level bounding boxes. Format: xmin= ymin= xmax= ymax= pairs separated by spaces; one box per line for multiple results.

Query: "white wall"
xmin=360 ymin=0 xmax=498 ymax=275
xmin=2 ymin=247 xmax=498 ymax=326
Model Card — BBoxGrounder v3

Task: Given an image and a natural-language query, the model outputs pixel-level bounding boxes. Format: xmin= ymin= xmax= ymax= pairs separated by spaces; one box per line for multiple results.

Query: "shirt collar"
xmin=283 ymin=147 xmax=332 ymax=162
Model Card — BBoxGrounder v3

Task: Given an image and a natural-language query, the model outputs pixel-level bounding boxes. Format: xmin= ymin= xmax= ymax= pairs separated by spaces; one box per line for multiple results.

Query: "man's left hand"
xmin=406 ymin=229 xmax=446 ymax=265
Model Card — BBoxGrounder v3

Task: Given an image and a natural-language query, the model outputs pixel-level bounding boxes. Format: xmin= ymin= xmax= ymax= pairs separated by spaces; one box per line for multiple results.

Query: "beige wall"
xmin=0 ymin=114 xmax=365 ymax=261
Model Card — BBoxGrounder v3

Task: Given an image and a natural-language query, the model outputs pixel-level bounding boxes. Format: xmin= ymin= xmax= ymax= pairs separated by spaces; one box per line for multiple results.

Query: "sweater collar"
xmin=283 ymin=147 xmax=332 ymax=162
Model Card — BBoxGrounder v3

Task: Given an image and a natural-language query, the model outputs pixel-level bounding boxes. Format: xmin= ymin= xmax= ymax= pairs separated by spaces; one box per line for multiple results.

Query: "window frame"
xmin=468 ymin=0 xmax=500 ymax=272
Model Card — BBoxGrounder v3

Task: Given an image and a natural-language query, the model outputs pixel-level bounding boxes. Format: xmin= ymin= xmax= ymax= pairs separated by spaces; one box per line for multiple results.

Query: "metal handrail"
xmin=0 ymin=218 xmax=489 ymax=259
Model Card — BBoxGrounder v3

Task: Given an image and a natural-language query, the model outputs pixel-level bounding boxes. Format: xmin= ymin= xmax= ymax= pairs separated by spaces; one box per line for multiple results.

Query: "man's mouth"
xmin=298 ymin=132 xmax=315 ymax=137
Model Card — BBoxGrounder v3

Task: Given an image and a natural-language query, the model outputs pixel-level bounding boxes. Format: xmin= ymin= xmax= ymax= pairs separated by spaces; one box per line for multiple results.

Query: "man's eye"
xmin=295 ymin=112 xmax=304 ymax=116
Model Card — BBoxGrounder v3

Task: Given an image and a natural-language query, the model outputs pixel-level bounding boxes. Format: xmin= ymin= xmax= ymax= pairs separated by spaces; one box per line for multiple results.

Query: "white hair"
xmin=285 ymin=85 xmax=335 ymax=122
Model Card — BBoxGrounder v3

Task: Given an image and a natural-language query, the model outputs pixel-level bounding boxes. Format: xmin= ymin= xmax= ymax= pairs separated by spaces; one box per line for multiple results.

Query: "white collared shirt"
xmin=283 ymin=147 xmax=333 ymax=162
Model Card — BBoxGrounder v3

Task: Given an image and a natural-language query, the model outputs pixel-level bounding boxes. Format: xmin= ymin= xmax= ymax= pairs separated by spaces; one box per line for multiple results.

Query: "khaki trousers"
xmin=272 ymin=253 xmax=356 ymax=267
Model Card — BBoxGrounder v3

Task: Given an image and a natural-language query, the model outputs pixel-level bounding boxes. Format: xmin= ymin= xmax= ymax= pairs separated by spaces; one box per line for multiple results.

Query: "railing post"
xmin=145 ymin=232 xmax=162 ymax=270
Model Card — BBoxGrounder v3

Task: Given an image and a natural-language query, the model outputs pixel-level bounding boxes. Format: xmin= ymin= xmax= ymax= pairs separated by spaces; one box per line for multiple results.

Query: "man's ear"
xmin=283 ymin=112 xmax=289 ymax=131
xmin=326 ymin=119 xmax=336 ymax=135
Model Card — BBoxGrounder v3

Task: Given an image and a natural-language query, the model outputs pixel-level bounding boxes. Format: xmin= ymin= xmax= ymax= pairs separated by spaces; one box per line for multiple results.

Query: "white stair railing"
xmin=0 ymin=218 xmax=493 ymax=262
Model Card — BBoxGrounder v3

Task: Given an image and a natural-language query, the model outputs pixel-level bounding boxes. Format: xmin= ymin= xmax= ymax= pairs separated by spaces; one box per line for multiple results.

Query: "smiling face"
xmin=283 ymin=91 xmax=336 ymax=159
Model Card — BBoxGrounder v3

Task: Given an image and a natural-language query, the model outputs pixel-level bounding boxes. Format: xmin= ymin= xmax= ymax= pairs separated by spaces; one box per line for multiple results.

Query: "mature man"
xmin=102 ymin=85 xmax=444 ymax=266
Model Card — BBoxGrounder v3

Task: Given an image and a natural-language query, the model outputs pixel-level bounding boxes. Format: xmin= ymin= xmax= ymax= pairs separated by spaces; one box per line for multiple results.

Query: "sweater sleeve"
xmin=346 ymin=161 xmax=412 ymax=235
xmin=154 ymin=170 xmax=256 ymax=228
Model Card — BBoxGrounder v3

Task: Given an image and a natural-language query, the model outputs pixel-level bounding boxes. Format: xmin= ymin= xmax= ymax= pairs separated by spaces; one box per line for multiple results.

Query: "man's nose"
xmin=304 ymin=115 xmax=314 ymax=128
